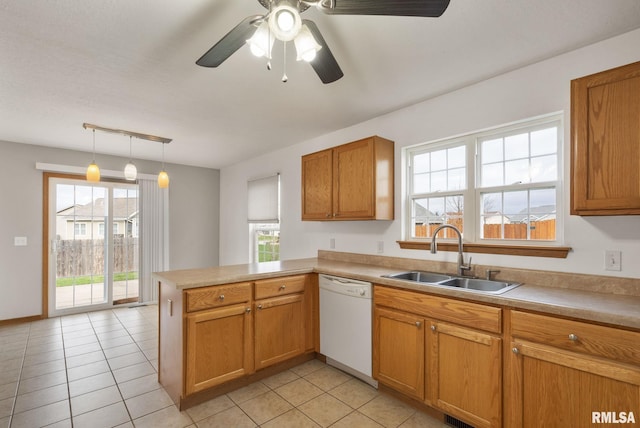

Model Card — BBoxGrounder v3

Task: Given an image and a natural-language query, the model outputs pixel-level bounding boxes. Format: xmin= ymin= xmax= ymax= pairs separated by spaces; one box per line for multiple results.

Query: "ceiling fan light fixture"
xmin=268 ymin=3 xmax=301 ymax=41
xmin=294 ymin=24 xmax=322 ymax=62
xmin=247 ymin=20 xmax=274 ymax=58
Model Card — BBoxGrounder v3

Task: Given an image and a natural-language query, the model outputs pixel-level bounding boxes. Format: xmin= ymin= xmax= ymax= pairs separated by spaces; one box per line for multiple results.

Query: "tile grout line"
xmin=7 ymin=324 xmax=29 ymax=428
xmin=58 ymin=317 xmax=74 ymax=428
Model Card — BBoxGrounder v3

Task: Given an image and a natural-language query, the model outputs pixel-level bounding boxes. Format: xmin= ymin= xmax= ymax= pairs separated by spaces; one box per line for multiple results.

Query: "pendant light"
xmin=158 ymin=142 xmax=169 ymax=189
xmin=86 ymin=129 xmax=100 ymax=182
xmin=124 ymin=135 xmax=137 ymax=180
xmin=82 ymin=123 xmax=171 ymax=184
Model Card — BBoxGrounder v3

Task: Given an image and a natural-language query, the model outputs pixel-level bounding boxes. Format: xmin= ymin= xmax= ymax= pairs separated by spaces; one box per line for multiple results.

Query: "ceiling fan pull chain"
xmin=282 ymin=41 xmax=288 ymax=82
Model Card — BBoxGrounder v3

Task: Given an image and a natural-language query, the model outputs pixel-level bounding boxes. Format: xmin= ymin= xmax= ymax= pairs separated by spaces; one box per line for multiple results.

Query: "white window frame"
xmin=405 ymin=113 xmax=563 ymax=245
xmin=250 ymin=223 xmax=280 ymax=263
xmin=247 ymin=173 xmax=281 ymax=263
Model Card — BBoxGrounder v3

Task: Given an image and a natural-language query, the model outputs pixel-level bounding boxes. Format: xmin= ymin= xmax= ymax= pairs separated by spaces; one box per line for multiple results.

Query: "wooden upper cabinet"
xmin=301 ymin=136 xmax=394 ymax=220
xmin=571 ymin=61 xmax=640 ymax=215
xmin=301 ymin=149 xmax=333 ymax=220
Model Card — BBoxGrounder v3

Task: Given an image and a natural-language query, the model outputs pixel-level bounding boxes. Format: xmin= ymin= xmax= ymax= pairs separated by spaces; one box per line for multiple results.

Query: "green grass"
xmin=258 ymin=243 xmax=279 ymax=262
xmin=56 ymin=272 xmax=138 ymax=287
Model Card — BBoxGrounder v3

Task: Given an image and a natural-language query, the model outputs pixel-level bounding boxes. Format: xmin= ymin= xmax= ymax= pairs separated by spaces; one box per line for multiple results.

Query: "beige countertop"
xmin=154 ymin=256 xmax=640 ymax=330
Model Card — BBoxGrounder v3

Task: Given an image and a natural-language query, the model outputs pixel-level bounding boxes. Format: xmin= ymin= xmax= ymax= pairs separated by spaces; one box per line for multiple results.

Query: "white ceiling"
xmin=1 ymin=1 xmax=640 ymax=169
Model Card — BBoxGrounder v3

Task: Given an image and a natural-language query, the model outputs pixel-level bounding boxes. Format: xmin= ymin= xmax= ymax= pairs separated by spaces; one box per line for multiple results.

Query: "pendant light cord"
xmin=162 ymin=142 xmax=166 ymax=170
xmin=92 ymin=129 xmax=96 ymax=162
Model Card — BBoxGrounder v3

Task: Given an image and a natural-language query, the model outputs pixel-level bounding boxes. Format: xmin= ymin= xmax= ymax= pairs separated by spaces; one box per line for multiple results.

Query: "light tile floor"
xmin=0 ymin=305 xmax=447 ymax=428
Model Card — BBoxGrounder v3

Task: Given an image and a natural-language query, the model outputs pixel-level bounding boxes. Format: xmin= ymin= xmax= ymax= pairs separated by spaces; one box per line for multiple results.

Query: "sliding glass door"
xmin=48 ymin=177 xmax=139 ymax=316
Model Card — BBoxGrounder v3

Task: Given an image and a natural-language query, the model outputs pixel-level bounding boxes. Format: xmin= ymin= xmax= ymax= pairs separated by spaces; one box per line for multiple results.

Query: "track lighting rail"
xmin=82 ymin=123 xmax=172 ymax=144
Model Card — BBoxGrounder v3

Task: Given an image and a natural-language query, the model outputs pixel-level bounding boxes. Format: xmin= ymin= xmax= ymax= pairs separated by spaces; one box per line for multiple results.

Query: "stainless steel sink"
xmin=382 ymin=271 xmax=521 ymax=294
xmin=436 ymin=277 xmax=521 ymax=294
xmin=383 ymin=271 xmax=453 ymax=283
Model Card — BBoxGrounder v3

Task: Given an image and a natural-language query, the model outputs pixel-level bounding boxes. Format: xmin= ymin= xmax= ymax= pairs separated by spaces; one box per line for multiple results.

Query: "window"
xmin=251 ymin=224 xmax=280 ymax=262
xmin=406 ymin=114 xmax=562 ymax=244
xmin=248 ymin=174 xmax=280 ymax=262
xmin=74 ymin=223 xmax=87 ymax=236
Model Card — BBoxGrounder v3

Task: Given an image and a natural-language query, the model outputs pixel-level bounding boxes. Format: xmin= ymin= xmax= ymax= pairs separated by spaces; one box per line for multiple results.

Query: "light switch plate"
xmin=14 ymin=236 xmax=27 ymax=246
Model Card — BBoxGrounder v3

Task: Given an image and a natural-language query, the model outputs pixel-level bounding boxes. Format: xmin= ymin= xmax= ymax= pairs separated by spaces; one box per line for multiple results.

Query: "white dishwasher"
xmin=319 ymin=274 xmax=377 ymax=387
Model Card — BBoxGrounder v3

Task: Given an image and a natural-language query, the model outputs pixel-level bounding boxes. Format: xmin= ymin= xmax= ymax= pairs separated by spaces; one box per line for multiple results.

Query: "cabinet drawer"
xmin=511 ymin=311 xmax=640 ymax=365
xmin=255 ymin=275 xmax=306 ymax=300
xmin=374 ymin=286 xmax=502 ymax=334
xmin=185 ymin=282 xmax=252 ymax=313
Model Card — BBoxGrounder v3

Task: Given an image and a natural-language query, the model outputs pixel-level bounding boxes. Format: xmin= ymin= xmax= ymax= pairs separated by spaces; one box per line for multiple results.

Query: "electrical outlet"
xmin=377 ymin=241 xmax=384 ymax=254
xmin=330 ymin=238 xmax=335 ymax=249
xmin=604 ymin=250 xmax=622 ymax=271
xmin=14 ymin=236 xmax=27 ymax=246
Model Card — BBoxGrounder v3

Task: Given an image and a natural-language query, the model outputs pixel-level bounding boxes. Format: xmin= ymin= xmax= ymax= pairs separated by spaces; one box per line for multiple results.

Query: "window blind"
xmin=248 ymin=173 xmax=280 ymax=223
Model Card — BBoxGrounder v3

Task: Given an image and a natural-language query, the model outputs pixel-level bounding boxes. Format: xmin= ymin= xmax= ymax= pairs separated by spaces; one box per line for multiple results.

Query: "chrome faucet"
xmin=430 ymin=224 xmax=473 ymax=277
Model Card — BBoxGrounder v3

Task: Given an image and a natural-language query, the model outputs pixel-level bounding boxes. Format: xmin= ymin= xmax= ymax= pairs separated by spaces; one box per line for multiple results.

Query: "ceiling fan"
xmin=196 ymin=0 xmax=451 ymax=84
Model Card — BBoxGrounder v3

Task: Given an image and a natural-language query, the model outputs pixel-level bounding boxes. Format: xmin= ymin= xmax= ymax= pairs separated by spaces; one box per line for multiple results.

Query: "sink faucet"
xmin=430 ymin=224 xmax=472 ymax=277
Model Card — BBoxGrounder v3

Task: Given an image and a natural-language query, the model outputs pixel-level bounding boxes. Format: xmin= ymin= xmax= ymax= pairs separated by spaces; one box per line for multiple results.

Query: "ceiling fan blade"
xmin=196 ymin=15 xmax=263 ymax=67
xmin=304 ymin=20 xmax=344 ymax=84
xmin=317 ymin=0 xmax=450 ymax=17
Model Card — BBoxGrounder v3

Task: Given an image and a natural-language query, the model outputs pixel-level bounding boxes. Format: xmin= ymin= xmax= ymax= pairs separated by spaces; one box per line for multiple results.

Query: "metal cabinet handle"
xmin=258 ymin=304 xmax=263 ymax=310
xmin=246 ymin=307 xmax=251 ymax=313
xmin=415 ymin=321 xmax=422 ymax=328
xmin=167 ymin=299 xmax=173 ymax=317
xmin=568 ymin=333 xmax=578 ymax=342
xmin=280 ymin=285 xmax=286 ymax=290
xmin=430 ymin=324 xmax=436 ymax=331
xmin=512 ymin=347 xmax=519 ymax=355
xmin=218 ymin=294 xmax=225 ymax=301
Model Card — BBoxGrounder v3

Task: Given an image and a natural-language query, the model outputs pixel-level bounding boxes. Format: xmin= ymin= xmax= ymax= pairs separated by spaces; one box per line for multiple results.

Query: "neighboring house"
xmin=508 ymin=205 xmax=557 ymax=224
xmin=482 ymin=211 xmax=511 ymax=225
xmin=56 ymin=198 xmax=139 ymax=240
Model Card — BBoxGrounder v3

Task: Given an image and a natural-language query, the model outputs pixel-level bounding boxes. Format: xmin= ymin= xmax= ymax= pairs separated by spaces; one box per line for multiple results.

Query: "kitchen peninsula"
xmin=155 ymin=251 xmax=640 ymax=427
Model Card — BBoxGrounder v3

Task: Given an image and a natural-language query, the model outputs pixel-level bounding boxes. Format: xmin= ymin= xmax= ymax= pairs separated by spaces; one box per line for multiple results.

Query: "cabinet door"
xmin=509 ymin=340 xmax=640 ymax=428
xmin=301 ymin=149 xmax=333 ymax=220
xmin=373 ymin=306 xmax=425 ymax=400
xmin=254 ymin=293 xmax=305 ymax=370
xmin=333 ymin=138 xmax=376 ymax=219
xmin=571 ymin=61 xmax=640 ymax=215
xmin=427 ymin=321 xmax=502 ymax=428
xmin=185 ymin=303 xmax=253 ymax=395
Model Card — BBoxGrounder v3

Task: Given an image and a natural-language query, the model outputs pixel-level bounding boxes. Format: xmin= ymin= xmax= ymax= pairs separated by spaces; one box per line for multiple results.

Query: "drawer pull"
xmin=568 ymin=333 xmax=578 ymax=342
xmin=246 ymin=307 xmax=251 ymax=313
xmin=512 ymin=347 xmax=519 ymax=355
xmin=430 ymin=324 xmax=436 ymax=331
xmin=258 ymin=304 xmax=263 ymax=310
xmin=219 ymin=294 xmax=225 ymax=301
xmin=415 ymin=321 xmax=422 ymax=328
xmin=280 ymin=285 xmax=286 ymax=290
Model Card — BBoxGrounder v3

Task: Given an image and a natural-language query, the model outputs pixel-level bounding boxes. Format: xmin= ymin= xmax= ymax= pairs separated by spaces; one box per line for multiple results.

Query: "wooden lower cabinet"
xmin=509 ymin=341 xmax=640 ymax=428
xmin=428 ymin=321 xmax=502 ymax=428
xmin=508 ymin=310 xmax=640 ymax=428
xmin=373 ymin=306 xmax=426 ymax=400
xmin=254 ymin=293 xmax=305 ymax=370
xmin=185 ymin=302 xmax=253 ymax=395
xmin=373 ymin=285 xmax=502 ymax=427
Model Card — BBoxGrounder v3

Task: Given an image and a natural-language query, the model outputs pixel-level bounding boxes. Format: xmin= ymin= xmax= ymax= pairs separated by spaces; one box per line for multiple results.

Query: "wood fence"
xmin=414 ymin=218 xmax=464 ymax=238
xmin=415 ymin=219 xmax=556 ymax=240
xmin=56 ymin=237 xmax=138 ymax=277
